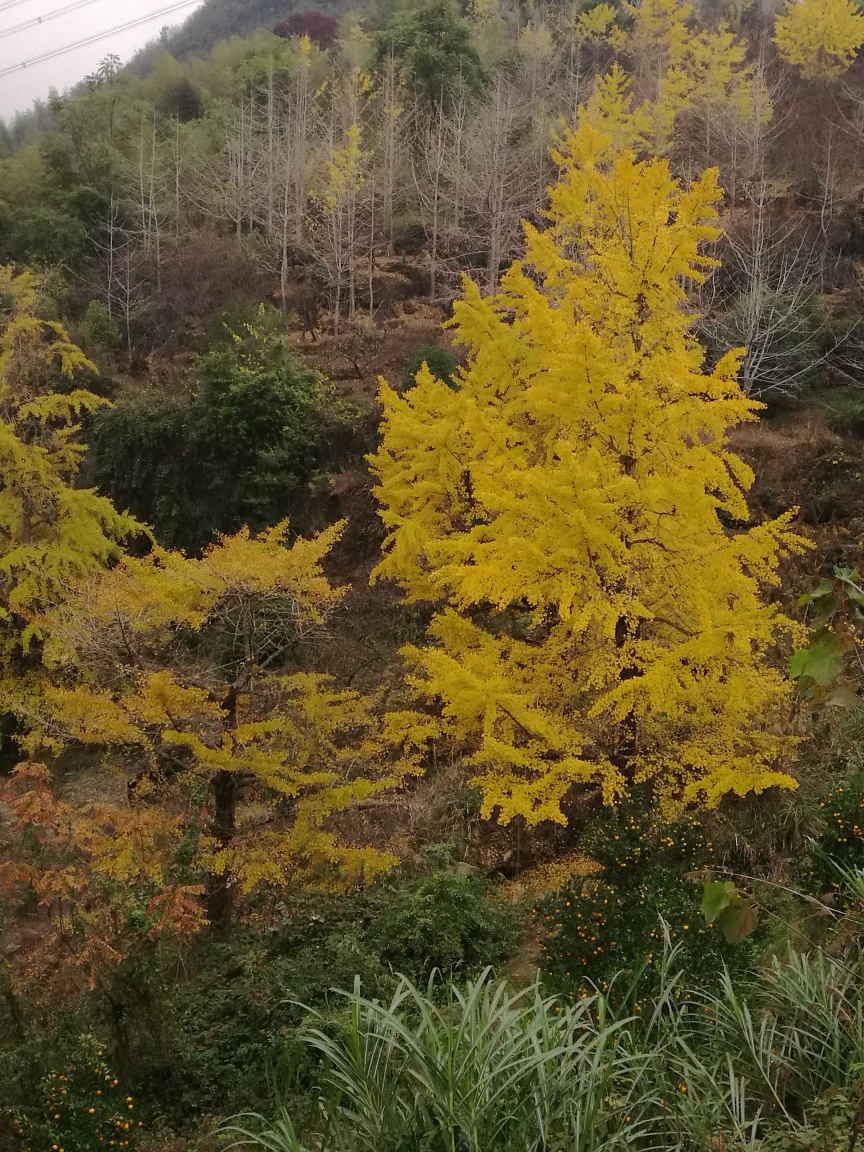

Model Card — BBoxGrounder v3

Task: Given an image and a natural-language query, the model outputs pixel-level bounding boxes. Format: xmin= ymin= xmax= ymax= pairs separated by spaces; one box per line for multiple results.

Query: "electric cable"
xmin=0 ymin=0 xmax=201 ymax=77
xmin=1 ymin=0 xmax=114 ymax=42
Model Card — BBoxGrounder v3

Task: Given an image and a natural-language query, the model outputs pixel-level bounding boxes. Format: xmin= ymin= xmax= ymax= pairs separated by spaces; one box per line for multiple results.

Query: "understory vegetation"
xmin=225 ymin=946 xmax=864 ymax=1152
xmin=7 ymin=0 xmax=864 ymax=1147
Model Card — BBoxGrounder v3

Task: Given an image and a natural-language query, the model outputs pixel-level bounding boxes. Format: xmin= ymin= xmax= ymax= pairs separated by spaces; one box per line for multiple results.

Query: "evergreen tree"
xmin=373 ymin=0 xmax=486 ymax=105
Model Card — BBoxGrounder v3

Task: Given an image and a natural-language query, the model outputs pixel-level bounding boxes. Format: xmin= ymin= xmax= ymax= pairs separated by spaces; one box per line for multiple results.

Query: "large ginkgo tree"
xmin=371 ymin=79 xmax=808 ymax=826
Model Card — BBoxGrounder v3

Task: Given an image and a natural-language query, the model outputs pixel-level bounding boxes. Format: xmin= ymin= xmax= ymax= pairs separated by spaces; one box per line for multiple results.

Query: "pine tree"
xmin=370 ymin=102 xmax=808 ymax=827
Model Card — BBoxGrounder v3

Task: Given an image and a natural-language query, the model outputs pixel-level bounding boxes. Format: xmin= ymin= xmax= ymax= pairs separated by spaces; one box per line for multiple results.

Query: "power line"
xmin=0 ymin=0 xmax=201 ymax=78
xmin=1 ymin=0 xmax=112 ymax=42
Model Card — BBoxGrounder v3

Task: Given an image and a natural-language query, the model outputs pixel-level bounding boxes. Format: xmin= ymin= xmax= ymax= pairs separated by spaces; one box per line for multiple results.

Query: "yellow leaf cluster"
xmin=21 ymin=523 xmax=423 ymax=904
xmin=370 ymin=107 xmax=809 ymax=825
xmin=519 ymin=21 xmax=556 ymax=61
xmin=318 ymin=122 xmax=368 ymax=211
xmin=774 ymin=0 xmax=864 ymax=80
xmin=40 ymin=518 xmax=344 ymax=669
xmin=0 ymin=266 xmax=136 ymax=655
xmin=619 ymin=0 xmax=770 ymax=150
xmin=574 ymin=3 xmax=619 ymax=44
xmin=499 ymin=853 xmax=602 ymax=904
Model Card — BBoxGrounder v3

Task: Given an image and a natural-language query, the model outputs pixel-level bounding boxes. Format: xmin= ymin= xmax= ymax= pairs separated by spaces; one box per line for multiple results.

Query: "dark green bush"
xmin=83 ymin=300 xmax=121 ymax=351
xmin=0 ymin=866 xmax=519 ymax=1133
xmin=701 ymin=288 xmax=826 ymax=407
xmin=87 ymin=333 xmax=328 ymax=553
xmin=399 ymin=343 xmax=458 ymax=394
xmin=368 ymin=868 xmax=516 ymax=980
xmin=372 ymin=0 xmax=487 ymax=106
xmin=537 ymin=796 xmax=753 ymax=998
xmin=819 ymin=390 xmax=864 ymax=438
xmin=0 ymin=204 xmax=86 ymax=267
xmin=129 ymin=871 xmax=514 ymax=1122
xmin=805 ymin=774 xmax=864 ymax=896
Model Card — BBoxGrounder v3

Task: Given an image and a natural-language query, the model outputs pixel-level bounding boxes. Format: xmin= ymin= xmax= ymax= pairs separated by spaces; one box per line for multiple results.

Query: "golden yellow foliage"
xmin=574 ymin=2 xmax=618 ymax=42
xmin=774 ymin=0 xmax=864 ymax=80
xmin=499 ymin=854 xmax=602 ymax=904
xmin=580 ymin=66 xmax=653 ymax=154
xmin=370 ymin=107 xmax=809 ymax=827
xmin=14 ymin=522 xmax=424 ymax=935
xmin=620 ymin=0 xmax=770 ymax=150
xmin=0 ymin=266 xmax=135 ymax=655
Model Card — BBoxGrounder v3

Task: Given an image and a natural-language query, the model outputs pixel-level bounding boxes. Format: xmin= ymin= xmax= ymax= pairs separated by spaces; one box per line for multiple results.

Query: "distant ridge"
xmin=129 ymin=0 xmax=354 ymax=75
xmin=165 ymin=0 xmax=291 ymax=58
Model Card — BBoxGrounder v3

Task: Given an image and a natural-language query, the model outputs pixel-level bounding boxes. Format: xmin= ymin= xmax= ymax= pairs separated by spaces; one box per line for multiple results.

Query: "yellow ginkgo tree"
xmin=622 ymin=0 xmax=770 ymax=153
xmin=2 ymin=520 xmax=427 ymax=985
xmin=370 ymin=103 xmax=809 ymax=830
xmin=774 ymin=0 xmax=864 ymax=81
xmin=0 ymin=266 xmax=135 ymax=660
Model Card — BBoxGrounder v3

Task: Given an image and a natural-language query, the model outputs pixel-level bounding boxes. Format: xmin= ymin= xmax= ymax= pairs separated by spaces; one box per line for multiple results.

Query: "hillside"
xmin=131 ymin=0 xmax=350 ymax=72
xmin=5 ymin=0 xmax=864 ymax=1149
xmin=167 ymin=0 xmax=294 ymax=56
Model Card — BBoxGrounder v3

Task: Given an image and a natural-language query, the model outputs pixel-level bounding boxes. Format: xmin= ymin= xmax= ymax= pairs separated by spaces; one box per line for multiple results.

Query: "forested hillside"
xmin=5 ymin=0 xmax=864 ymax=1149
xmin=132 ymin=0 xmax=344 ymax=71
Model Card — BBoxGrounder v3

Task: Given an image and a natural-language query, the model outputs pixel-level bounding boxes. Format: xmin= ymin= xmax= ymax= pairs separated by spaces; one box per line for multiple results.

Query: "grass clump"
xmin=223 ymin=943 xmax=864 ymax=1152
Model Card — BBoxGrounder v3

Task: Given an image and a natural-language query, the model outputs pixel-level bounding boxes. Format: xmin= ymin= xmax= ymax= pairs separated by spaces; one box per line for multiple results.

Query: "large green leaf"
xmin=789 ymin=638 xmax=845 ymax=686
xmin=798 ymin=576 xmax=836 ymax=606
xmin=700 ymin=880 xmax=736 ymax=925
xmin=701 ymin=881 xmax=759 ymax=943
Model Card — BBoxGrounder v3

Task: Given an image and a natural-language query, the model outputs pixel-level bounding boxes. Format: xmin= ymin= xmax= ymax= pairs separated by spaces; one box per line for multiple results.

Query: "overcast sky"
xmin=0 ymin=0 xmax=206 ymax=122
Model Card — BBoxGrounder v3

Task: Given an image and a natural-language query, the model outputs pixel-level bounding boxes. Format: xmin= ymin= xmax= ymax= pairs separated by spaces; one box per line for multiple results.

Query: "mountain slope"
xmin=157 ymin=0 xmax=351 ymax=61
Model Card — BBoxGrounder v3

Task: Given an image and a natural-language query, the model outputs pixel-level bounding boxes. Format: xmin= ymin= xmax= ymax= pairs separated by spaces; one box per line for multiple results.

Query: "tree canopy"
xmin=0 ymin=267 xmax=134 ymax=662
xmin=372 ymin=0 xmax=486 ymax=105
xmin=371 ymin=90 xmax=809 ymax=823
xmin=88 ymin=324 xmax=330 ymax=554
xmin=774 ymin=0 xmax=864 ymax=80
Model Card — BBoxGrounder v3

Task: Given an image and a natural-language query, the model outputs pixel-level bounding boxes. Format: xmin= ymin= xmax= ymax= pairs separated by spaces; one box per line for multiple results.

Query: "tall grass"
xmin=222 ymin=940 xmax=864 ymax=1152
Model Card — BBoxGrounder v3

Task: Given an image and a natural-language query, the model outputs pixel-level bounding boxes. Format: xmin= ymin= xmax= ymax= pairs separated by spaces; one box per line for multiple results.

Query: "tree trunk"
xmin=206 ymin=768 xmax=237 ymax=932
xmin=612 ymin=615 xmax=641 ymax=780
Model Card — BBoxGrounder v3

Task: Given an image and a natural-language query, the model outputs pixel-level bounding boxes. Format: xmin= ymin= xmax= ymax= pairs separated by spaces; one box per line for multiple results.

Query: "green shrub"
xmin=398 ymin=343 xmax=458 ymax=394
xmin=368 ymin=868 xmax=516 ymax=980
xmin=372 ymin=0 xmax=487 ymax=106
xmin=0 ymin=204 xmax=86 ymax=267
xmin=536 ymin=796 xmax=752 ymax=997
xmin=87 ymin=334 xmax=328 ymax=553
xmin=805 ymin=774 xmax=864 ymax=896
xmin=7 ymin=1034 xmax=140 ymax=1152
xmin=819 ymin=389 xmax=864 ymax=438
xmin=0 ymin=866 xmax=518 ymax=1133
xmin=83 ymin=300 xmax=121 ymax=351
xmin=702 ymin=287 xmax=826 ymax=405
xmin=121 ymin=870 xmax=516 ymax=1124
